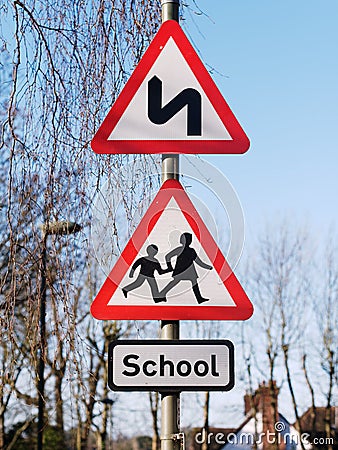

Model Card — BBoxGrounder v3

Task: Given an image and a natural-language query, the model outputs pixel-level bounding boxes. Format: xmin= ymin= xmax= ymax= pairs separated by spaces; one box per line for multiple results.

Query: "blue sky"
xmin=182 ymin=0 xmax=338 ymax=241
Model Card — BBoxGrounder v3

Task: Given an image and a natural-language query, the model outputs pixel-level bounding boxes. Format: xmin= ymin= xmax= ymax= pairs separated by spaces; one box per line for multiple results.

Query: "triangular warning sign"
xmin=90 ymin=179 xmax=253 ymax=320
xmin=91 ymin=20 xmax=250 ymax=155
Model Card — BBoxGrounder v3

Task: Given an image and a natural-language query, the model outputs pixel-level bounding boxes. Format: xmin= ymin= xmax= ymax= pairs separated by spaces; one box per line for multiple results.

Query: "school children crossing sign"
xmin=91 ymin=20 xmax=250 ymax=155
xmin=90 ymin=180 xmax=253 ymax=321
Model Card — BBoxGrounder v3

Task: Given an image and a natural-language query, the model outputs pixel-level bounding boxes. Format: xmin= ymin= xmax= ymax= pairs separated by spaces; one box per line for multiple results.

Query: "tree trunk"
xmin=201 ymin=391 xmax=210 ymax=450
xmin=98 ymin=363 xmax=110 ymax=450
xmin=267 ymin=343 xmax=279 ymax=450
xmin=325 ymin=350 xmax=334 ymax=450
xmin=76 ymin=405 xmax=82 ymax=450
xmin=0 ymin=401 xmax=4 ymax=450
xmin=302 ymin=354 xmax=317 ymax=436
xmin=282 ymin=344 xmax=305 ymax=450
xmin=96 ymin=432 xmax=103 ymax=450
xmin=324 ymin=407 xmax=333 ymax=450
xmin=149 ymin=392 xmax=160 ymax=450
xmin=269 ymin=380 xmax=279 ymax=450
xmin=99 ymin=407 xmax=108 ymax=450
xmin=81 ymin=392 xmax=97 ymax=450
xmin=54 ymin=367 xmax=65 ymax=445
xmin=80 ymin=362 xmax=100 ymax=450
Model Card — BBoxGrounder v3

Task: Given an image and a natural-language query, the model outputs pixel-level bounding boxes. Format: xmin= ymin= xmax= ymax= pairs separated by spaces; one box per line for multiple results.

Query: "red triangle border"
xmin=90 ymin=179 xmax=253 ymax=320
xmin=91 ymin=20 xmax=250 ymax=155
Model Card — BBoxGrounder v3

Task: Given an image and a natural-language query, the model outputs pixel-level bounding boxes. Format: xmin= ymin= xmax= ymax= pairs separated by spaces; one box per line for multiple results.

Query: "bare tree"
xmin=248 ymin=228 xmax=283 ymax=446
xmin=1 ymin=0 xmax=162 ymax=446
xmin=315 ymin=239 xmax=338 ymax=450
xmin=149 ymin=392 xmax=160 ymax=450
xmin=248 ymin=221 xmax=312 ymax=449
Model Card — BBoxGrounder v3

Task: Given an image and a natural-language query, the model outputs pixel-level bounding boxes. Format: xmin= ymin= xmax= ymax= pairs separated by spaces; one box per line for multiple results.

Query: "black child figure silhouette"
xmin=122 ymin=244 xmax=171 ymax=303
xmin=160 ymin=232 xmax=212 ymax=304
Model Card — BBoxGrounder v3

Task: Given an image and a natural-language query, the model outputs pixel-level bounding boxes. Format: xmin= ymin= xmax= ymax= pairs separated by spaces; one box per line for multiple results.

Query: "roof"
xmin=299 ymin=406 xmax=337 ymax=433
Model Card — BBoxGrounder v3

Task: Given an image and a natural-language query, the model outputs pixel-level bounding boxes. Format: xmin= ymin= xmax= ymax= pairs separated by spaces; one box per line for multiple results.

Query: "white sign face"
xmin=108 ymin=340 xmax=234 ymax=391
xmin=108 ymin=197 xmax=236 ymax=307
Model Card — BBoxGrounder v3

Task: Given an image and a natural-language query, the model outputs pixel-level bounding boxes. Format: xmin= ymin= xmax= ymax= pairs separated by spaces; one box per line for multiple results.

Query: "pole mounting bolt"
xmin=161 ymin=432 xmax=185 ymax=449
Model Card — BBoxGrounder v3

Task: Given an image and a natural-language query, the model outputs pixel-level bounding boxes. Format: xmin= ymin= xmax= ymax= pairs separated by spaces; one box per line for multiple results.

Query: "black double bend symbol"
xmin=148 ymin=75 xmax=202 ymax=136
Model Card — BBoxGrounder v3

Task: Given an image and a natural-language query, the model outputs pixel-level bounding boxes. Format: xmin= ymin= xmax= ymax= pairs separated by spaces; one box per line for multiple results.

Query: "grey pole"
xmin=160 ymin=3 xmax=181 ymax=450
xmin=161 ymin=0 xmax=179 ymax=23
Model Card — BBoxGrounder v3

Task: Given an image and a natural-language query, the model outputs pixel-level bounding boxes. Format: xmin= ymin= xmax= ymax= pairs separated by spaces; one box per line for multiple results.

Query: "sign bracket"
xmin=160 ymin=432 xmax=185 ymax=450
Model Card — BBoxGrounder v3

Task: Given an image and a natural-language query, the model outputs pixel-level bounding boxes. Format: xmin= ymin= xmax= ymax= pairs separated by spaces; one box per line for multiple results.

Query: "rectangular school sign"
xmin=108 ymin=340 xmax=234 ymax=392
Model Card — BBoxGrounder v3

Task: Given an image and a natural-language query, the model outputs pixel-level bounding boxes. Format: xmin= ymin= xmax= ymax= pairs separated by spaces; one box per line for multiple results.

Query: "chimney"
xmin=244 ymin=381 xmax=280 ymax=450
xmin=244 ymin=392 xmax=254 ymax=415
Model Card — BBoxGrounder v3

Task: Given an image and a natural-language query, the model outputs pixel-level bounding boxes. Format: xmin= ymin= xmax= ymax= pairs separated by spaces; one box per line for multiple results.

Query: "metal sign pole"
xmin=160 ymin=4 xmax=180 ymax=450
